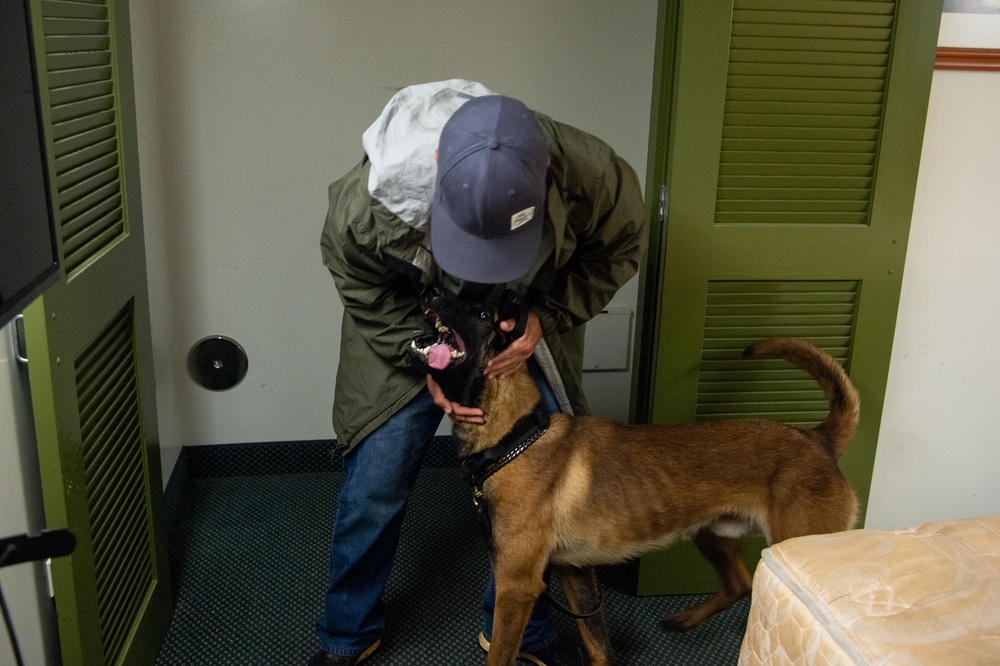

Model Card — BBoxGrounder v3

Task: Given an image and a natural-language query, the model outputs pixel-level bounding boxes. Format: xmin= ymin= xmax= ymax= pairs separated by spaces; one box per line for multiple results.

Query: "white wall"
xmin=0 ymin=324 xmax=59 ymax=666
xmin=133 ymin=0 xmax=660 ymax=478
xmin=865 ymin=68 xmax=1000 ymax=530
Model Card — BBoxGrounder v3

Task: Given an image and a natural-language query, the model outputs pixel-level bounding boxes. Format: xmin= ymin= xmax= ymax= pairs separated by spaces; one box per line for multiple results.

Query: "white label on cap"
xmin=510 ymin=206 xmax=535 ymax=231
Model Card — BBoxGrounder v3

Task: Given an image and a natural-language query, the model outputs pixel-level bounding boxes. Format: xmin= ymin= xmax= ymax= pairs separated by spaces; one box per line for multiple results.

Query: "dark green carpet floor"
xmin=156 ymin=440 xmax=749 ymax=665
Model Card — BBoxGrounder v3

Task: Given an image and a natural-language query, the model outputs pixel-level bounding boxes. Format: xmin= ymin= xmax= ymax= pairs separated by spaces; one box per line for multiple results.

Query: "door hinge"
xmin=658 ymin=185 xmax=668 ymax=223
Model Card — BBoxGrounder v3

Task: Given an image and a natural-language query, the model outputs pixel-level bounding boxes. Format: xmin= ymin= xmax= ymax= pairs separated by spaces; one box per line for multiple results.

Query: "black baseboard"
xmin=163 ymin=435 xmax=461 ymax=526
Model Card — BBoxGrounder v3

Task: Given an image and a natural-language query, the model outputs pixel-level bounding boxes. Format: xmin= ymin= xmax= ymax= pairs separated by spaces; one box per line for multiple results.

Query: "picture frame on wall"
xmin=937 ymin=0 xmax=1000 ymax=70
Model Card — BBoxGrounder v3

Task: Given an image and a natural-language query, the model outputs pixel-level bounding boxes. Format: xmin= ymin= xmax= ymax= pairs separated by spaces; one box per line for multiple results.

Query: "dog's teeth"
xmin=431 ymin=316 xmax=451 ymax=334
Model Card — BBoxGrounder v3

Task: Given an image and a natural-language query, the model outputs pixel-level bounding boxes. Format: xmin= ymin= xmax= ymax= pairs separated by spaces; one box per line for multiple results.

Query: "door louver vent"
xmin=75 ymin=303 xmax=153 ymax=664
xmin=43 ymin=0 xmax=126 ymax=275
xmin=696 ymin=280 xmax=857 ymax=426
xmin=716 ymin=0 xmax=895 ymax=225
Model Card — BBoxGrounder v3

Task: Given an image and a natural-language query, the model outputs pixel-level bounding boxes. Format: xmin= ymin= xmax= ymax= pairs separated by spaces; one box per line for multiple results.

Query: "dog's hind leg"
xmin=660 ymin=529 xmax=752 ymax=632
xmin=553 ymin=564 xmax=610 ymax=666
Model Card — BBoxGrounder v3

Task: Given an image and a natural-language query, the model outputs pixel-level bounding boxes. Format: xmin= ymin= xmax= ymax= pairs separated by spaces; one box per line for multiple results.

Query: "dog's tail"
xmin=743 ymin=337 xmax=860 ymax=458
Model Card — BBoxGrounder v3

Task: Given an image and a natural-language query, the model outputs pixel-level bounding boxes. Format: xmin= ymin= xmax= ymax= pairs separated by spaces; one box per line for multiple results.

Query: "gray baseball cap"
xmin=431 ymin=95 xmax=548 ymax=284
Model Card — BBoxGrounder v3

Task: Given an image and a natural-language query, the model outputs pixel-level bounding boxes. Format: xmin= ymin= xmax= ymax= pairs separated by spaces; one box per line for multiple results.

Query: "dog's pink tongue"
xmin=427 ymin=344 xmax=452 ymax=370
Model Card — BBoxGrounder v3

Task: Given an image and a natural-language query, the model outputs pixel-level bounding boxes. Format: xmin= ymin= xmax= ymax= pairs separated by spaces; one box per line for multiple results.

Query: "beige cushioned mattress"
xmin=738 ymin=514 xmax=1000 ymax=665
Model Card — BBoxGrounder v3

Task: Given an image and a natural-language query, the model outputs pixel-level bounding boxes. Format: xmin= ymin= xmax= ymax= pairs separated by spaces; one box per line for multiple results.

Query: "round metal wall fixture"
xmin=187 ymin=336 xmax=248 ymax=391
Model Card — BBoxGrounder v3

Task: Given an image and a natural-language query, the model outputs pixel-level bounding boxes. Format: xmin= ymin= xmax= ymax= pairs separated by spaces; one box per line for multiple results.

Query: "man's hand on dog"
xmin=427 ymin=375 xmax=486 ymax=424
xmin=427 ymin=310 xmax=543 ymax=424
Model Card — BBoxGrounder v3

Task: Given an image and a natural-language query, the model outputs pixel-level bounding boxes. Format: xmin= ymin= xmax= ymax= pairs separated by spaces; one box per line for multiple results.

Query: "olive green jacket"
xmin=320 ymin=112 xmax=647 ymax=454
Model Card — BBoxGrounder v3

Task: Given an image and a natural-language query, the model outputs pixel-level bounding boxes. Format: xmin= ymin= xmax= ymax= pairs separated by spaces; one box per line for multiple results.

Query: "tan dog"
xmin=408 ymin=287 xmax=860 ymax=666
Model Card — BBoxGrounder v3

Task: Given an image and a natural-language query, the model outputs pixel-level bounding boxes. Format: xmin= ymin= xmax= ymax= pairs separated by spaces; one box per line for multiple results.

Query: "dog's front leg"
xmin=487 ymin=549 xmax=548 ymax=666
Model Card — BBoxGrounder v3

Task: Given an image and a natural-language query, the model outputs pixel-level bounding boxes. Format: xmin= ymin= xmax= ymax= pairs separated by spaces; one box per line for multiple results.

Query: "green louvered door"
xmin=21 ymin=0 xmax=172 ymax=662
xmin=636 ymin=0 xmax=942 ymax=594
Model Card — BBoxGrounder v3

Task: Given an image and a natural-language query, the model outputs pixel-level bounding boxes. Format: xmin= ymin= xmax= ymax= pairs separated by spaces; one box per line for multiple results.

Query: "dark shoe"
xmin=478 ymin=632 xmax=590 ymax=666
xmin=308 ymin=640 xmax=380 ymax=666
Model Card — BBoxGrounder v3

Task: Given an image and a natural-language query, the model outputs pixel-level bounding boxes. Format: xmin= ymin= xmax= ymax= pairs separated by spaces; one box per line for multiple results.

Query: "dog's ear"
xmin=496 ymin=289 xmax=523 ymax=322
xmin=495 ymin=289 xmax=530 ymax=348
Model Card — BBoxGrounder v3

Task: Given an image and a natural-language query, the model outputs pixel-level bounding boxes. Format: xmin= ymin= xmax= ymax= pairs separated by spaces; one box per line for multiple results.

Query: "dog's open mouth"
xmin=410 ymin=308 xmax=466 ymax=370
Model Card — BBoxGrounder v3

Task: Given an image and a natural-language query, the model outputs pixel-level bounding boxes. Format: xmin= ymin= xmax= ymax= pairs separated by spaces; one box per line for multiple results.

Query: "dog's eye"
xmin=479 ymin=310 xmax=491 ymax=321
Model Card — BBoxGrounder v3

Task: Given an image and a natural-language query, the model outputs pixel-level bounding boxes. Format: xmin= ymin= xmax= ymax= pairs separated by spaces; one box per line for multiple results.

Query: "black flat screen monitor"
xmin=1 ymin=0 xmax=59 ymax=329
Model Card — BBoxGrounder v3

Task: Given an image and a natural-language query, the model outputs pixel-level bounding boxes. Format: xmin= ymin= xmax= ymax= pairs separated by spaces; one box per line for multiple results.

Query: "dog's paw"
xmin=660 ymin=611 xmax=702 ymax=633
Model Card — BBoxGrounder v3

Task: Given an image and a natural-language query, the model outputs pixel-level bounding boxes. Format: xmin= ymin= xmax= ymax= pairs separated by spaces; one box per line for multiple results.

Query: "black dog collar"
xmin=459 ymin=401 xmax=549 ymax=494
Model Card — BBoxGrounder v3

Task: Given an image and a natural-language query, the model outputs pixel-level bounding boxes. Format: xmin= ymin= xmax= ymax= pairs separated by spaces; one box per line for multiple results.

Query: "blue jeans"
xmin=315 ymin=362 xmax=561 ymax=656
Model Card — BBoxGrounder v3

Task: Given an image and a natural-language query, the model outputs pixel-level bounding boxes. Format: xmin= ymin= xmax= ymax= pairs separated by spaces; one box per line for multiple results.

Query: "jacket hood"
xmin=362 ymin=79 xmax=494 ymax=231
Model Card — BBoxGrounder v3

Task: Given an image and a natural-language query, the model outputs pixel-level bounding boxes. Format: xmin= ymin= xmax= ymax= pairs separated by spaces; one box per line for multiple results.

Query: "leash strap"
xmin=543 ymin=584 xmax=605 ymax=620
